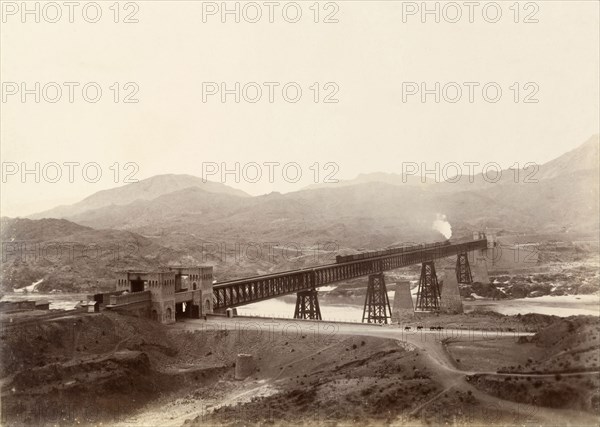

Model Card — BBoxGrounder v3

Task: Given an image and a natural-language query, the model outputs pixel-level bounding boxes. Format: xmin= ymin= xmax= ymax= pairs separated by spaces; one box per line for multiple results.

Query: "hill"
xmin=51 ymin=182 xmax=520 ymax=246
xmin=0 ymin=217 xmax=185 ymax=292
xmin=29 ymin=174 xmax=250 ymax=220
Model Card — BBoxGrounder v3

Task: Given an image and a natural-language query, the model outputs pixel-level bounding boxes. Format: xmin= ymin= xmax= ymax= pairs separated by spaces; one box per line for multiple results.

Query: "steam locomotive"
xmin=335 ymin=240 xmax=451 ymax=264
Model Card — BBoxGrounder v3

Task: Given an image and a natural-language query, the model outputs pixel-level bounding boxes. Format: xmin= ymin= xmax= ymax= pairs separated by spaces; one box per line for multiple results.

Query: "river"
xmin=235 ymin=292 xmax=599 ymax=321
xmin=1 ymin=291 xmax=597 ymax=321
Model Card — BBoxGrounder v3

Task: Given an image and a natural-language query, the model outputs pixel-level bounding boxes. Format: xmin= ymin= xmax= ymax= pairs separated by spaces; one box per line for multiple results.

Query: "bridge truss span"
xmin=213 ymin=238 xmax=487 ymax=310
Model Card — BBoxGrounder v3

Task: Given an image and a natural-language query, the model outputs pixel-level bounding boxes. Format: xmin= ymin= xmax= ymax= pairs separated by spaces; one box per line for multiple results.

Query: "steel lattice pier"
xmin=213 ymin=239 xmax=487 ymax=310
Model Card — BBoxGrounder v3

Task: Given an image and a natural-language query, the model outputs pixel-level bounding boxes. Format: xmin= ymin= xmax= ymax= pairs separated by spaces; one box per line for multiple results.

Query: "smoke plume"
xmin=432 ymin=213 xmax=452 ymax=239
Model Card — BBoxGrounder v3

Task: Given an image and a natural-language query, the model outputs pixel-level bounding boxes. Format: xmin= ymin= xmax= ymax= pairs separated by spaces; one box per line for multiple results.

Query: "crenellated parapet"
xmin=111 ymin=265 xmax=213 ymax=324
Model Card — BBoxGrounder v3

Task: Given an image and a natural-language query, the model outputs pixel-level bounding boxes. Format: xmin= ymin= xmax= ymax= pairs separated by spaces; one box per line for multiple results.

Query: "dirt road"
xmin=173 ymin=317 xmax=599 ymax=426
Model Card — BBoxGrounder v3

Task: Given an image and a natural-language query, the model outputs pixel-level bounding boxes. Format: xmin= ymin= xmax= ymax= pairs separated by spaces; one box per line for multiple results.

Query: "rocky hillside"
xmin=0 ymin=217 xmax=184 ymax=292
xmin=0 ymin=216 xmax=337 ymax=292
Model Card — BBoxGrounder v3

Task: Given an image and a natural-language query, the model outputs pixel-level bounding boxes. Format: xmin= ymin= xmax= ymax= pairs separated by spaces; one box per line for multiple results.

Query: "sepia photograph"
xmin=0 ymin=1 xmax=599 ymax=425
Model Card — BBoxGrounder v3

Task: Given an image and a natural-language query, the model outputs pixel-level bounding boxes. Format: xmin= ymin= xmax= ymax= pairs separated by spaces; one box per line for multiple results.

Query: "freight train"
xmin=335 ymin=240 xmax=451 ymax=264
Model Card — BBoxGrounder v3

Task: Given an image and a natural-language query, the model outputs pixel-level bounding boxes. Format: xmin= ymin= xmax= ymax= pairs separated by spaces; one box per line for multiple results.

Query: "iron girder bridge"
xmin=213 ymin=238 xmax=487 ymax=310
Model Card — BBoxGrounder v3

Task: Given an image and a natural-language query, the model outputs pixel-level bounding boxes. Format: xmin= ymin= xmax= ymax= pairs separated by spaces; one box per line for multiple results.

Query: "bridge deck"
xmin=213 ymin=239 xmax=487 ymax=309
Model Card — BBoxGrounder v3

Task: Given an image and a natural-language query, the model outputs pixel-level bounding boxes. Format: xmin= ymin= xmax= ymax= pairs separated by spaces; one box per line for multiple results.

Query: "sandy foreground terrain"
xmin=1 ymin=311 xmax=598 ymax=426
xmin=178 ymin=318 xmax=599 ymax=426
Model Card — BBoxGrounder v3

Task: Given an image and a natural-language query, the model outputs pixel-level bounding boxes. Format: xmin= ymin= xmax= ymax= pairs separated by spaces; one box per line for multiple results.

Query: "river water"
xmin=1 ymin=291 xmax=597 ymax=321
xmin=235 ymin=292 xmax=599 ymax=321
xmin=0 ymin=292 xmax=88 ymax=311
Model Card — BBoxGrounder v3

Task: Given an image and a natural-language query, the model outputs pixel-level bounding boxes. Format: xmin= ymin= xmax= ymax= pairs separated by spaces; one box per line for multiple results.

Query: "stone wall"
xmin=391 ymin=281 xmax=414 ymax=321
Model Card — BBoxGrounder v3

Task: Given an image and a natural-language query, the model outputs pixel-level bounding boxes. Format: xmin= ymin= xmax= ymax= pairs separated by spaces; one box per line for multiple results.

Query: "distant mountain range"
xmin=25 ymin=134 xmax=599 ymax=237
xmin=2 ymin=135 xmax=598 ymax=292
xmin=305 ymin=135 xmax=599 ymax=192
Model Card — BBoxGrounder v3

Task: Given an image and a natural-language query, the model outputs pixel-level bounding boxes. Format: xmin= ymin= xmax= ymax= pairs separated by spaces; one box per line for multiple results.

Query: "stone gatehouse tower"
xmin=108 ymin=265 xmax=213 ymax=324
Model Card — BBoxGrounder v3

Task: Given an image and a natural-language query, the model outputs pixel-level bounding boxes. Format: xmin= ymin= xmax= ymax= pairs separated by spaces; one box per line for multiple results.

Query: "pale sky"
xmin=1 ymin=0 xmax=599 ymax=217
